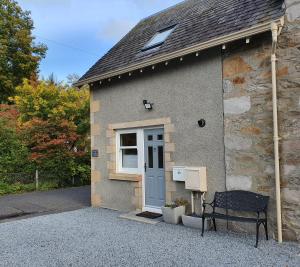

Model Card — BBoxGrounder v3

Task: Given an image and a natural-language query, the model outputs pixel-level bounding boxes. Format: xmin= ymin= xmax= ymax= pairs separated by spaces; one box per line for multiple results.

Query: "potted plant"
xmin=162 ymin=198 xmax=189 ymax=224
xmin=182 ymin=213 xmax=209 ymax=230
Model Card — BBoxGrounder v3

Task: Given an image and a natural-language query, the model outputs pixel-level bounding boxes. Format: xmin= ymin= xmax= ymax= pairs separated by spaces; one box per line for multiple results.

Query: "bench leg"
xmin=264 ymin=221 xmax=268 ymax=240
xmin=212 ymin=218 xmax=217 ymax=231
xmin=201 ymin=216 xmax=205 ymax=237
xmin=255 ymin=222 xmax=260 ymax=248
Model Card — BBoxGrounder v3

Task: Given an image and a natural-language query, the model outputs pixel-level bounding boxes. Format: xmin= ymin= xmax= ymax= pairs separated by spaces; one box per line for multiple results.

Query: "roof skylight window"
xmin=142 ymin=26 xmax=175 ymax=51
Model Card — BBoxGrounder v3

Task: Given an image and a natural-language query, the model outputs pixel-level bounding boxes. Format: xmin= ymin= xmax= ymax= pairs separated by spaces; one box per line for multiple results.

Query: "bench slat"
xmin=214 ymin=190 xmax=269 ymax=212
xmin=203 ymin=212 xmax=266 ymax=223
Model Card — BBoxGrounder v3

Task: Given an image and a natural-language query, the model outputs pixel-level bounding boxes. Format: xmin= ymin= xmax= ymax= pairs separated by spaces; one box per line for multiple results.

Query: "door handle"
xmin=144 ymin=162 xmax=147 ymax=172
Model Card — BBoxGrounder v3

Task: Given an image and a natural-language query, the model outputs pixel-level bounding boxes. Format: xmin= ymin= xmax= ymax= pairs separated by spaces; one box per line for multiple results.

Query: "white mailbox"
xmin=172 ymin=166 xmax=186 ymax=181
xmin=185 ymin=167 xmax=207 ymax=192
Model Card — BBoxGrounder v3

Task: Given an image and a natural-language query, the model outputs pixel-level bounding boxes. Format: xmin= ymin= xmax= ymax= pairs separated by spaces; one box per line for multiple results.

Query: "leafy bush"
xmin=165 ymin=198 xmax=189 ymax=208
xmin=0 ymin=182 xmax=36 ymax=195
xmin=0 ymin=180 xmax=61 ymax=195
xmin=39 ymin=181 xmax=59 ymax=191
xmin=0 ymin=116 xmax=33 ymax=175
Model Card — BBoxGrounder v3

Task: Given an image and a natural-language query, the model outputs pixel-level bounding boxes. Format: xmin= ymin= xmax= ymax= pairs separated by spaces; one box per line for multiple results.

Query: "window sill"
xmin=109 ymin=173 xmax=142 ymax=182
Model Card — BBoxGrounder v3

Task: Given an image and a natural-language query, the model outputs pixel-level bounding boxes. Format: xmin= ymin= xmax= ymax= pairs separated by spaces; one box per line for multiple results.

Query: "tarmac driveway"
xmin=0 ymin=208 xmax=299 ymax=267
xmin=0 ymin=186 xmax=90 ymax=222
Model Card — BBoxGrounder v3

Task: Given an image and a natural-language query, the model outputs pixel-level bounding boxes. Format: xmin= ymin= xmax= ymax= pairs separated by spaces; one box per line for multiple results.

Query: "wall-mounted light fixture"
xmin=143 ymin=100 xmax=153 ymax=110
xmin=198 ymin=119 xmax=206 ymax=128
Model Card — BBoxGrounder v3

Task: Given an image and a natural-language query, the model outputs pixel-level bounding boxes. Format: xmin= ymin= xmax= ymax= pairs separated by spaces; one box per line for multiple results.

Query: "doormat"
xmin=136 ymin=211 xmax=162 ymax=219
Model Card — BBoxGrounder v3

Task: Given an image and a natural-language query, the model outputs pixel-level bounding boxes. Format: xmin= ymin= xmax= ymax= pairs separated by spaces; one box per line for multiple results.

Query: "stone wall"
xmin=276 ymin=9 xmax=300 ymax=241
xmin=223 ymin=18 xmax=300 ymax=240
xmin=223 ymin=33 xmax=278 ymax=236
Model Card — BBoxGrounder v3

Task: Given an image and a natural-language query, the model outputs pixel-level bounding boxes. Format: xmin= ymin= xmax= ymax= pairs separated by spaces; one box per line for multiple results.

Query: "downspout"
xmin=271 ymin=21 xmax=283 ymax=243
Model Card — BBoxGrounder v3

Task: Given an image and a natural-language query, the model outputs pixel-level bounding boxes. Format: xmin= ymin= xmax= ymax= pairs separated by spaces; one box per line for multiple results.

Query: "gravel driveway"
xmin=0 ymin=208 xmax=299 ymax=267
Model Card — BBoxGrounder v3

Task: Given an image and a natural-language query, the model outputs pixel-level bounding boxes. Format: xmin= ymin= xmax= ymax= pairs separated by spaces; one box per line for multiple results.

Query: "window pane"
xmin=158 ymin=146 xmax=164 ymax=169
xmin=157 ymin=134 xmax=163 ymax=141
xmin=120 ymin=133 xmax=136 ymax=146
xmin=147 ymin=135 xmax=153 ymax=141
xmin=122 ymin=149 xmax=138 ymax=168
xmin=146 ymin=28 xmax=174 ymax=48
xmin=148 ymin=146 xmax=153 ymax=168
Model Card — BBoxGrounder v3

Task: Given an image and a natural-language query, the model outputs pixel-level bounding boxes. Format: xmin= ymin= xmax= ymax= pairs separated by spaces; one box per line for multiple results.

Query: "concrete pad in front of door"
xmin=119 ymin=211 xmax=163 ymax=225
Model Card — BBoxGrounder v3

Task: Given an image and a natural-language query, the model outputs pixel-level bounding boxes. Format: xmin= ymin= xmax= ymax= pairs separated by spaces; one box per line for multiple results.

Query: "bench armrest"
xmin=202 ymin=201 xmax=214 ymax=213
xmin=202 ymin=201 xmax=214 ymax=207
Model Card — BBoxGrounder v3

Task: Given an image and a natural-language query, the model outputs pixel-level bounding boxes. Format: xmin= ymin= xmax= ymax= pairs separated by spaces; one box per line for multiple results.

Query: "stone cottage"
xmin=75 ymin=0 xmax=300 ymax=242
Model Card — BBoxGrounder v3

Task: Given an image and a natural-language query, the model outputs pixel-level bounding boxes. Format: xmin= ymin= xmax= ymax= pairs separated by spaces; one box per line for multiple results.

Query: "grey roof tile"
xmin=78 ymin=0 xmax=284 ymax=83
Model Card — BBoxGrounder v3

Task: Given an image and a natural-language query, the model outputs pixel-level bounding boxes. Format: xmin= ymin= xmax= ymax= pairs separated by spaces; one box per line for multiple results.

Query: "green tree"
xmin=0 ymin=119 xmax=30 ymax=174
xmin=12 ymin=79 xmax=90 ymax=186
xmin=0 ymin=105 xmax=31 ymax=174
xmin=0 ymin=0 xmax=47 ymax=103
xmin=12 ymin=79 xmax=90 ymax=137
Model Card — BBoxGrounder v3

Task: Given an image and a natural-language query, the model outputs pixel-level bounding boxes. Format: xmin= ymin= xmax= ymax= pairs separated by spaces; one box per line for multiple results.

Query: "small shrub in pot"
xmin=162 ymin=198 xmax=189 ymax=224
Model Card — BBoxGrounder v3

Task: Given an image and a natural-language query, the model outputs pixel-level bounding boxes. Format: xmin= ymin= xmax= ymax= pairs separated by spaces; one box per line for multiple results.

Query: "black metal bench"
xmin=201 ymin=190 xmax=269 ymax=247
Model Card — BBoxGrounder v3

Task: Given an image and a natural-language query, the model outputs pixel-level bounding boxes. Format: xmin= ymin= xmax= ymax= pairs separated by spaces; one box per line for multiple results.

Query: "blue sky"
xmin=18 ymin=0 xmax=182 ymax=82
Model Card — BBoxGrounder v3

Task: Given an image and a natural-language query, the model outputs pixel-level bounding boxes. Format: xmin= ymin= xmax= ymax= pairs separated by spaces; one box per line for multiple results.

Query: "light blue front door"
xmin=144 ymin=128 xmax=165 ymax=208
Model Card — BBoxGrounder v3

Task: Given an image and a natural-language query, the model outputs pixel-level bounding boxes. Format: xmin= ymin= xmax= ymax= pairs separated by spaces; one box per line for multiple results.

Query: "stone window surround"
xmin=105 ymin=117 xmax=176 ymax=209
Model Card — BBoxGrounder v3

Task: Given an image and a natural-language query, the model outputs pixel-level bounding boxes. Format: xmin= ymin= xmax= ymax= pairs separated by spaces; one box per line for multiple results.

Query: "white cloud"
xmin=98 ymin=19 xmax=136 ymax=42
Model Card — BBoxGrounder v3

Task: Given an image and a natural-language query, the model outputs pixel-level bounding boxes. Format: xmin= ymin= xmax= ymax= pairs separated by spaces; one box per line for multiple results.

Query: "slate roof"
xmin=77 ymin=0 xmax=284 ymax=84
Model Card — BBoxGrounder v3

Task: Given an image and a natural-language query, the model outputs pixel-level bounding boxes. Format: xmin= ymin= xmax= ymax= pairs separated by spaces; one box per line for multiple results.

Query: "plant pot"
xmin=182 ymin=214 xmax=210 ymax=230
xmin=162 ymin=205 xmax=186 ymax=224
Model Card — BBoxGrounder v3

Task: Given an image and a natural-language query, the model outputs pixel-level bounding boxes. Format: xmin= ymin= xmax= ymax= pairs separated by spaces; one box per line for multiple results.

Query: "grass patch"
xmin=38 ymin=181 xmax=59 ymax=191
xmin=0 ymin=181 xmax=59 ymax=196
xmin=0 ymin=182 xmax=36 ymax=195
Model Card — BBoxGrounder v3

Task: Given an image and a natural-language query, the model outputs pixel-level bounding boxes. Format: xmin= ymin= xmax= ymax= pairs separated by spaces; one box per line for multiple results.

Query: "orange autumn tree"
xmin=11 ymin=79 xmax=90 ymax=186
xmin=0 ymin=104 xmax=19 ymax=126
xmin=20 ymin=119 xmax=79 ymax=161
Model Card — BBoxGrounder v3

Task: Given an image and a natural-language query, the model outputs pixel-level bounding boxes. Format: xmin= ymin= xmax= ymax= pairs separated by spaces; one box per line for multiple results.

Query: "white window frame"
xmin=116 ymin=129 xmax=144 ymax=174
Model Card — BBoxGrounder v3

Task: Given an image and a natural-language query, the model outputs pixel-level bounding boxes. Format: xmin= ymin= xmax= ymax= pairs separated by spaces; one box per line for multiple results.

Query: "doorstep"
xmin=119 ymin=211 xmax=163 ymax=225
